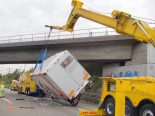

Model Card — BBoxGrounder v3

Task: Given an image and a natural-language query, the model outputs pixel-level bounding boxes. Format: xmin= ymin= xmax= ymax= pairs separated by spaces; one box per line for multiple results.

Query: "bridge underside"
xmin=0 ymin=35 xmax=136 ymax=64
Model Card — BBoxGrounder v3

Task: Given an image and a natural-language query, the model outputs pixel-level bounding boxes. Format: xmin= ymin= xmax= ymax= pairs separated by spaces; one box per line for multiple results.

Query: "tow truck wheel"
xmin=104 ymin=98 xmax=136 ymax=116
xmin=18 ymin=88 xmax=20 ymax=94
xmin=18 ymin=87 xmax=22 ymax=94
xmin=25 ymin=88 xmax=28 ymax=95
xmin=105 ymin=98 xmax=115 ymax=116
xmin=139 ymin=104 xmax=155 ymax=116
xmin=125 ymin=100 xmax=136 ymax=116
xmin=27 ymin=88 xmax=30 ymax=96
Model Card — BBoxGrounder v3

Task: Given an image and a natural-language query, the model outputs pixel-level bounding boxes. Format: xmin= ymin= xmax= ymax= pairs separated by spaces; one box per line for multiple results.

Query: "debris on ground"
xmin=20 ymin=106 xmax=34 ymax=109
xmin=16 ymin=98 xmax=25 ymax=100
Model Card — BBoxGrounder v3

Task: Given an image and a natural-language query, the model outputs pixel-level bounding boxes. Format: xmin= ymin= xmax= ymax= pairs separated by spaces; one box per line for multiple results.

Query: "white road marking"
xmin=2 ymin=98 xmax=11 ymax=103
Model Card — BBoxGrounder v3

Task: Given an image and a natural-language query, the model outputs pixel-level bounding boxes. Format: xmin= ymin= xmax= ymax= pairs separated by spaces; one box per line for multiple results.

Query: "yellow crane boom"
xmin=46 ymin=0 xmax=155 ymax=46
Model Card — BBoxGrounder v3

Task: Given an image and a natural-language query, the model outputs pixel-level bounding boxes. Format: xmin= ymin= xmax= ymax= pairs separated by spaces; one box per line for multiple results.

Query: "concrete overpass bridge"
xmin=0 ymin=27 xmax=136 ymax=64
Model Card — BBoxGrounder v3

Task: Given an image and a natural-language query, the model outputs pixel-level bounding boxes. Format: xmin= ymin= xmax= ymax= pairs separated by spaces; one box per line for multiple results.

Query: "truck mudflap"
xmin=79 ymin=109 xmax=106 ymax=116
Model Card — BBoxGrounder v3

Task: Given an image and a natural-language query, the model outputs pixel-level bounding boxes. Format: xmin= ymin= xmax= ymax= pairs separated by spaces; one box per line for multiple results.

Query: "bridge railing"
xmin=0 ymin=23 xmax=154 ymax=44
xmin=0 ymin=27 xmax=118 ymax=44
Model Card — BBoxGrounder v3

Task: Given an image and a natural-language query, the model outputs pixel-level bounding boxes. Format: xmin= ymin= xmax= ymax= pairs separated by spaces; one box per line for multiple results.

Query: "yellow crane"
xmin=45 ymin=0 xmax=155 ymax=47
xmin=45 ymin=0 xmax=155 ymax=116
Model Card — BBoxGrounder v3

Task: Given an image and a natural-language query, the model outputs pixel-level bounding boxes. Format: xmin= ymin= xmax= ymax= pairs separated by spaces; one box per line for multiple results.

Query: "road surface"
xmin=0 ymin=89 xmax=97 ymax=116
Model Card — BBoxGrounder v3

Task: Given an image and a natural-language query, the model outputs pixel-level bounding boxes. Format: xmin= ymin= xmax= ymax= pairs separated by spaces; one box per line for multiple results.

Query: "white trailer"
xmin=31 ymin=50 xmax=92 ymax=106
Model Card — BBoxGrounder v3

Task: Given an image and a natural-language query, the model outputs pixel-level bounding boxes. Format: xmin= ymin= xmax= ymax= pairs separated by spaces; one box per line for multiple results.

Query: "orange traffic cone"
xmin=8 ymin=102 xmax=13 ymax=112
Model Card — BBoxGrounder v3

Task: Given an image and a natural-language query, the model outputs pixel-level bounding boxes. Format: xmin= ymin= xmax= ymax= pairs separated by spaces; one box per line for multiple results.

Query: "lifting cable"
xmin=34 ymin=28 xmax=52 ymax=71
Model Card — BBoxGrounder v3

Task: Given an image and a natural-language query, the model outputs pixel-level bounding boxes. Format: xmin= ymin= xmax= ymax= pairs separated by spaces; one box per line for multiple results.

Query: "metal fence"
xmin=0 ymin=23 xmax=154 ymax=44
xmin=81 ymin=91 xmax=101 ymax=103
xmin=0 ymin=27 xmax=117 ymax=44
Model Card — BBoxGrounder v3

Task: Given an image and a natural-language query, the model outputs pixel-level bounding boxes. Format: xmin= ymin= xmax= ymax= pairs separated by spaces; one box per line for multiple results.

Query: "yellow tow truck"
xmin=18 ymin=72 xmax=46 ymax=96
xmin=18 ymin=72 xmax=36 ymax=95
xmin=46 ymin=0 xmax=155 ymax=115
xmin=11 ymin=80 xmax=19 ymax=91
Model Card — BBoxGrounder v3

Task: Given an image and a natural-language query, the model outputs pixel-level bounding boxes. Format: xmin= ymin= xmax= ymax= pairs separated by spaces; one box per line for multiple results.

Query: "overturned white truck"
xmin=31 ymin=50 xmax=93 ymax=106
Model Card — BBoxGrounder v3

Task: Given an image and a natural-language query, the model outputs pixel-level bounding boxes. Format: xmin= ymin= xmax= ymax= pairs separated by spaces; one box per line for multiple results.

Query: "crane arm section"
xmin=47 ymin=0 xmax=155 ymax=46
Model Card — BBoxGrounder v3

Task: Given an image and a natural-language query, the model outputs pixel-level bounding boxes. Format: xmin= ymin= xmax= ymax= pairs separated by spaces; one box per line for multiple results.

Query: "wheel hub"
xmin=125 ymin=105 xmax=131 ymax=116
xmin=107 ymin=102 xmax=114 ymax=115
xmin=143 ymin=110 xmax=154 ymax=116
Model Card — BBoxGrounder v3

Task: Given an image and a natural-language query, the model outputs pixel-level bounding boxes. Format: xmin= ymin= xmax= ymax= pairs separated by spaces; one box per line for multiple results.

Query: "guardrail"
xmin=81 ymin=91 xmax=101 ymax=103
xmin=0 ymin=27 xmax=117 ymax=44
xmin=0 ymin=23 xmax=154 ymax=45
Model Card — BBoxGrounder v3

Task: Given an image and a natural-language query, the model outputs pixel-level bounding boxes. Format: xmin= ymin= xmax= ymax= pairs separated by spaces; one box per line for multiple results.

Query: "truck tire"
xmin=125 ymin=100 xmax=137 ymax=116
xmin=104 ymin=98 xmax=136 ymax=116
xmin=27 ymin=88 xmax=30 ymax=96
xmin=104 ymin=97 xmax=115 ymax=116
xmin=18 ymin=89 xmax=20 ymax=94
xmin=139 ymin=104 xmax=155 ymax=116
xmin=18 ymin=87 xmax=22 ymax=94
xmin=71 ymin=98 xmax=79 ymax=106
xmin=67 ymin=98 xmax=79 ymax=107
xmin=25 ymin=88 xmax=30 ymax=96
xmin=25 ymin=88 xmax=28 ymax=95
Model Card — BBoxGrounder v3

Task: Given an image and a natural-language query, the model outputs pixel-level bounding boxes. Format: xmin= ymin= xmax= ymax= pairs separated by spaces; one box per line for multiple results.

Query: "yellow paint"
xmin=83 ymin=71 xmax=90 ymax=80
xmin=19 ymin=72 xmax=36 ymax=93
xmin=79 ymin=109 xmax=106 ymax=116
xmin=68 ymin=90 xmax=75 ymax=97
xmin=50 ymin=0 xmax=155 ymax=47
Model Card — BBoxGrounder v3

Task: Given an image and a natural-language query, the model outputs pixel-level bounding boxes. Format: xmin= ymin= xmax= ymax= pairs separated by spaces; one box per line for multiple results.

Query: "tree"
xmin=0 ymin=70 xmax=22 ymax=88
xmin=82 ymin=63 xmax=103 ymax=91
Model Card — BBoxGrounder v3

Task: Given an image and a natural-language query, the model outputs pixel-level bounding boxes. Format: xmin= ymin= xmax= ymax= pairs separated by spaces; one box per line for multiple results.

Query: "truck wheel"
xmin=71 ymin=98 xmax=79 ymax=106
xmin=18 ymin=87 xmax=22 ymax=94
xmin=104 ymin=98 xmax=115 ymax=116
xmin=27 ymin=88 xmax=30 ymax=96
xmin=85 ymin=82 xmax=91 ymax=91
xmin=104 ymin=98 xmax=136 ymax=116
xmin=25 ymin=88 xmax=28 ymax=95
xmin=18 ymin=89 xmax=20 ymax=94
xmin=67 ymin=98 xmax=79 ymax=107
xmin=25 ymin=88 xmax=27 ymax=95
xmin=125 ymin=100 xmax=137 ymax=116
xmin=139 ymin=104 xmax=155 ymax=116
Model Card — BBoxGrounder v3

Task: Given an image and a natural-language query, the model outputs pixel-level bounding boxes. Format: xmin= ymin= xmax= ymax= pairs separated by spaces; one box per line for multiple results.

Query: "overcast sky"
xmin=0 ymin=0 xmax=155 ymax=72
xmin=0 ymin=0 xmax=155 ymax=36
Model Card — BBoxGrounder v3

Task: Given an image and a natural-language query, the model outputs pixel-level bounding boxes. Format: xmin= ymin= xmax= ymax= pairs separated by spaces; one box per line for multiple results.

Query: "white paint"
xmin=2 ymin=98 xmax=11 ymax=103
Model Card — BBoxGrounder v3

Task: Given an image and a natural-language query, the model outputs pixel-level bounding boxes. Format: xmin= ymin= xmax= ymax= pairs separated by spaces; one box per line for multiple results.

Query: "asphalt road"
xmin=0 ymin=89 xmax=97 ymax=116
